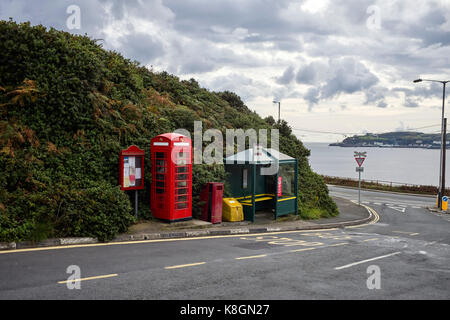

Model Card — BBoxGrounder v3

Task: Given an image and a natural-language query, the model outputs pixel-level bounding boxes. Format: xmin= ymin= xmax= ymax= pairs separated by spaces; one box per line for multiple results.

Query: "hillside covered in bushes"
xmin=0 ymin=20 xmax=338 ymax=242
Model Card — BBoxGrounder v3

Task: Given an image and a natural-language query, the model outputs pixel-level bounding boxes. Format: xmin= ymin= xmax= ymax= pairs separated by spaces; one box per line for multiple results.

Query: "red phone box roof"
xmin=151 ymin=133 xmax=191 ymax=146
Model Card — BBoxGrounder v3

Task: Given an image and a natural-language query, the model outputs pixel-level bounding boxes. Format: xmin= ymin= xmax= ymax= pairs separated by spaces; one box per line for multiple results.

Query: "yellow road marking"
xmin=328 ymin=242 xmax=348 ymax=247
xmin=363 ymin=238 xmax=379 ymax=242
xmin=235 ymin=254 xmax=267 ymax=260
xmin=164 ymin=262 xmax=206 ymax=269
xmin=0 ymin=228 xmax=340 ymax=255
xmin=57 ymin=273 xmax=118 ymax=284
xmin=392 ymin=231 xmax=420 ymax=236
xmin=289 ymin=248 xmax=317 ymax=253
xmin=346 ymin=205 xmax=380 ymax=229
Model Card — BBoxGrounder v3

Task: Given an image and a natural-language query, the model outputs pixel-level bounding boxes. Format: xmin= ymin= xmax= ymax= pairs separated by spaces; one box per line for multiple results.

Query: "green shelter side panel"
xmin=276 ymin=199 xmax=297 ymax=217
xmin=242 ymin=204 xmax=254 ymax=222
xmin=225 ymin=164 xmax=275 ymax=198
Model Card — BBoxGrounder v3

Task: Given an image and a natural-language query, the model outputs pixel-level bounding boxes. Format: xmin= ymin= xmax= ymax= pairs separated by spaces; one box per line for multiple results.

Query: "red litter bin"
xmin=200 ymin=182 xmax=224 ymax=224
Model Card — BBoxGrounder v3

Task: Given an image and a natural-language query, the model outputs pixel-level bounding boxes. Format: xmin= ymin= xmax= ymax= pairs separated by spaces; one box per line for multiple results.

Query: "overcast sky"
xmin=2 ymin=0 xmax=450 ymax=142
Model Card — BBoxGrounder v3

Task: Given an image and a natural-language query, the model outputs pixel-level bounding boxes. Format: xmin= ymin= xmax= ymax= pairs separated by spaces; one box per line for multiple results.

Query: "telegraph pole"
xmin=443 ymin=118 xmax=447 ymax=202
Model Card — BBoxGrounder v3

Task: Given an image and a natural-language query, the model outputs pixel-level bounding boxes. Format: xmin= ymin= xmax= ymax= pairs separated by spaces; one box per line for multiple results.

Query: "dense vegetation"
xmin=331 ymin=132 xmax=447 ymax=148
xmin=0 ymin=20 xmax=338 ymax=242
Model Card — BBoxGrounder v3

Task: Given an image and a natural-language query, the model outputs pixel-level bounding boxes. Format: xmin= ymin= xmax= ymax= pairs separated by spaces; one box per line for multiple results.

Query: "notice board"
xmin=119 ymin=145 xmax=145 ymax=191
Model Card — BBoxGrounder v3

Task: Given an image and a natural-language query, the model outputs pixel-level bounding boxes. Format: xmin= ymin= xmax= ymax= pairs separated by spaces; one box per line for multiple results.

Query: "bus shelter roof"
xmin=224 ymin=147 xmax=295 ymax=165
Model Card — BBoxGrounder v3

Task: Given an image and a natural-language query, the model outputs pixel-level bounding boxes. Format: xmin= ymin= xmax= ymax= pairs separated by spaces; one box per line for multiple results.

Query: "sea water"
xmin=305 ymin=142 xmax=449 ymax=187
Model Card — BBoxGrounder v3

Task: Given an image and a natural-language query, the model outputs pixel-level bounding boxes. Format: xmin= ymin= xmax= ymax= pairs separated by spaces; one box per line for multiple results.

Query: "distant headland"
xmin=329 ymin=131 xmax=450 ymax=149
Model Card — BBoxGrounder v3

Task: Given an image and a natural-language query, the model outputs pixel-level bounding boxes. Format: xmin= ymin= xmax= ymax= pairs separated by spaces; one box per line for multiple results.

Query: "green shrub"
xmin=55 ymin=183 xmax=134 ymax=242
xmin=0 ymin=181 xmax=134 ymax=242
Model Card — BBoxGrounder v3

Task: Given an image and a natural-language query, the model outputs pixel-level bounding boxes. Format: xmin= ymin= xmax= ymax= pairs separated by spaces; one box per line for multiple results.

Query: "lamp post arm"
xmin=421 ymin=79 xmax=450 ymax=84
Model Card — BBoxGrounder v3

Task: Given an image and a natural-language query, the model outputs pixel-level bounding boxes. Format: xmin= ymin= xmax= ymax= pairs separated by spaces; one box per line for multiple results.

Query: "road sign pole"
xmin=358 ymin=170 xmax=361 ymax=206
xmin=354 ymin=151 xmax=366 ymax=206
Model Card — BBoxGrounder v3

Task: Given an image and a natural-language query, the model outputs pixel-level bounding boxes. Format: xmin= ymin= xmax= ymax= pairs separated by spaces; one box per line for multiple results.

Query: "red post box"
xmin=150 ymin=133 xmax=192 ymax=222
xmin=200 ymin=182 xmax=224 ymax=224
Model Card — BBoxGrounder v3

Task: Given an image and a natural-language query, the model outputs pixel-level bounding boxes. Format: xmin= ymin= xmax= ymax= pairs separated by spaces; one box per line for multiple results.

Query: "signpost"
xmin=354 ymin=152 xmax=367 ymax=206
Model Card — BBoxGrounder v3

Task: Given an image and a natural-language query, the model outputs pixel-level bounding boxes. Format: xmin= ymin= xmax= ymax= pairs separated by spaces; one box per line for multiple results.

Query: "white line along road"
xmin=334 ymin=252 xmax=402 ymax=270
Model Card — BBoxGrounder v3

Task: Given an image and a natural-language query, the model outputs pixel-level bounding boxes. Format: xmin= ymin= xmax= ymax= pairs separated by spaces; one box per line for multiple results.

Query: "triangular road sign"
xmin=355 ymin=157 xmax=365 ymax=167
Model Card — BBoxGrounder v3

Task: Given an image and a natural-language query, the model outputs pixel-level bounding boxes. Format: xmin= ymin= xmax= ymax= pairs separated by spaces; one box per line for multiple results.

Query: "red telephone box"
xmin=119 ymin=145 xmax=145 ymax=191
xmin=200 ymin=182 xmax=224 ymax=224
xmin=150 ymin=133 xmax=192 ymax=222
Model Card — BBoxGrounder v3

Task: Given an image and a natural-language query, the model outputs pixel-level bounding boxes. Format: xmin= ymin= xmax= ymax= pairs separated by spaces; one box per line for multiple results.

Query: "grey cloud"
xmin=384 ymin=7 xmax=450 ymax=47
xmin=276 ymin=66 xmax=295 ymax=85
xmin=365 ymin=87 xmax=386 ymax=104
xmin=404 ymin=97 xmax=419 ymax=108
xmin=168 ymin=39 xmax=268 ymax=74
xmin=274 ymin=38 xmax=303 ymax=52
xmin=161 ymin=0 xmax=293 ymax=35
xmin=2 ymin=0 xmax=450 ymax=111
xmin=304 ymin=87 xmax=320 ymax=106
xmin=296 ymin=64 xmax=317 ymax=85
xmin=0 ymin=0 xmax=107 ymax=34
xmin=296 ymin=61 xmax=327 ymax=85
xmin=364 ymin=86 xmax=389 ymax=108
xmin=320 ymin=58 xmax=379 ymax=99
xmin=393 ymin=82 xmax=443 ymax=99
xmin=118 ymin=32 xmax=165 ymax=65
xmin=204 ymin=73 xmax=271 ymax=101
xmin=299 ymin=58 xmax=380 ymax=109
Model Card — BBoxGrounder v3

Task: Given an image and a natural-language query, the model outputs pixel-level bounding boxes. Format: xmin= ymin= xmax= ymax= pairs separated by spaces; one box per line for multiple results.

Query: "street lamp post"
xmin=273 ymin=100 xmax=281 ymax=123
xmin=414 ymin=78 xmax=449 ymax=209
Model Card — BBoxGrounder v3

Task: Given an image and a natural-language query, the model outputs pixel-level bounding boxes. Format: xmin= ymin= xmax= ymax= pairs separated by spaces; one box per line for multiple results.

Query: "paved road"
xmin=0 ymin=186 xmax=449 ymax=300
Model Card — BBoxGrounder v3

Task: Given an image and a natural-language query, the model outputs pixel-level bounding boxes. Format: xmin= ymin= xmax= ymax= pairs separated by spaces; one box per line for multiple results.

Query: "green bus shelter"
xmin=224 ymin=147 xmax=298 ymax=222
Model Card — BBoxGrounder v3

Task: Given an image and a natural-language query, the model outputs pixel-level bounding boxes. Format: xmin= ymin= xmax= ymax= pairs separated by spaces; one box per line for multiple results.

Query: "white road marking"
xmin=388 ymin=206 xmax=406 ymax=213
xmin=58 ymin=273 xmax=118 ymax=284
xmin=334 ymin=252 xmax=401 ymax=270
